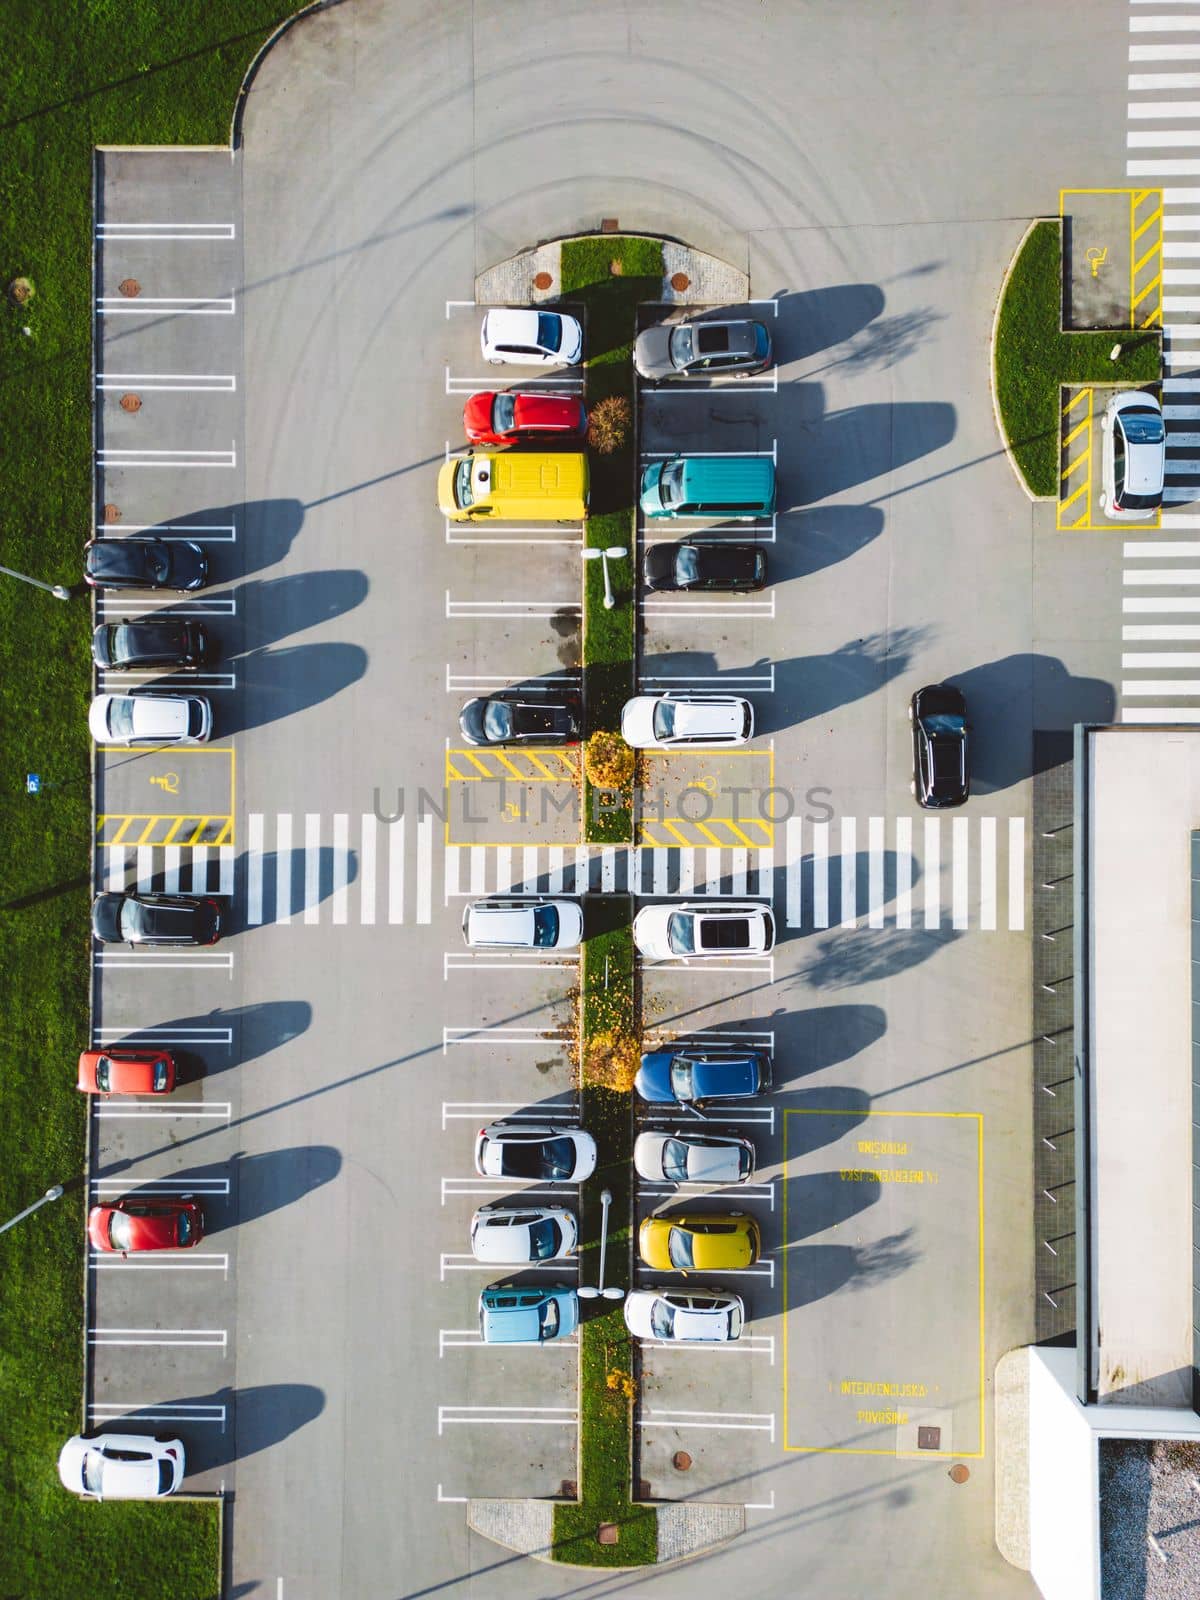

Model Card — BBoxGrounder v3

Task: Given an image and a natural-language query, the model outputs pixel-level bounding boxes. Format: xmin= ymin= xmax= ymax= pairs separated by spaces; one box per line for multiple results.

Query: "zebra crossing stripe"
xmin=389 ymin=816 xmax=405 ymax=924
xmin=924 ymin=817 xmax=940 ymax=929
xmin=895 ymin=817 xmax=913 ymax=930
xmin=276 ymin=813 xmax=292 ymax=924
xmin=360 ymin=814 xmax=377 ymax=925
xmin=304 ymin=814 xmax=320 ymax=925
xmin=247 ymin=812 xmax=264 ymax=924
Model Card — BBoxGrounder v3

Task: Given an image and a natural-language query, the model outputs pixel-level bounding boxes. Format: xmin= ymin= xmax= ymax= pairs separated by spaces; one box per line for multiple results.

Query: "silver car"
xmin=624 ymin=1288 xmax=744 ymax=1343
xmin=634 ymin=318 xmax=772 ymax=382
xmin=89 ymin=692 xmax=212 ymax=746
xmin=1100 ymin=389 xmax=1165 ymax=521
xmin=469 ymin=1205 xmax=578 ymax=1263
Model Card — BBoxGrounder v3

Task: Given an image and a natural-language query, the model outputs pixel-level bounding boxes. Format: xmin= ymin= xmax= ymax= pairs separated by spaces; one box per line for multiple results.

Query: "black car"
xmin=634 ymin=318 xmax=772 ymax=382
xmin=643 ymin=540 xmax=767 ymax=593
xmin=459 ymin=691 xmax=582 ymax=746
xmin=910 ymin=684 xmax=969 ymax=809
xmin=83 ymin=537 xmax=207 ymax=592
xmin=91 ymin=892 xmax=222 ymax=947
xmin=92 ymin=618 xmax=210 ymax=669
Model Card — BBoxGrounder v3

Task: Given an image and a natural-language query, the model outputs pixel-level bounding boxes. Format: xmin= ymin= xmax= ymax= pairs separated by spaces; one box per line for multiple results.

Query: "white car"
xmin=480 ymin=308 xmax=583 ymax=367
xmin=89 ymin=692 xmax=212 ymax=746
xmin=474 ymin=1121 xmax=597 ymax=1183
xmin=620 ymin=692 xmax=753 ymax=749
xmin=633 ymin=901 xmax=775 ymax=961
xmin=57 ymin=1432 xmax=185 ymax=1499
xmin=624 ymin=1288 xmax=744 ymax=1344
xmin=634 ymin=1130 xmax=756 ymax=1184
xmin=470 ymin=1205 xmax=578 ymax=1263
xmin=462 ymin=896 xmax=584 ymax=950
xmin=1100 ymin=389 xmax=1165 ymax=520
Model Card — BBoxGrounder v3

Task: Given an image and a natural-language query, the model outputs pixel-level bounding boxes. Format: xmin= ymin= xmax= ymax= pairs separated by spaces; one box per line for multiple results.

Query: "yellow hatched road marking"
xmin=1061 ymin=388 xmax=1090 ymax=419
xmin=494 ymin=752 xmax=525 ymax=780
xmin=660 ymin=819 xmax=695 ymax=848
xmin=1132 ymin=239 xmax=1161 ymax=278
xmin=1060 ymin=448 xmax=1089 ymax=483
xmin=525 ymin=752 xmax=560 ymax=781
xmin=694 ymin=821 xmax=725 ymax=847
xmin=639 ymin=825 xmax=668 ymax=847
xmin=463 ymin=751 xmax=493 ymax=777
xmin=1132 ymin=272 xmax=1162 ymax=311
xmin=1140 ymin=301 xmax=1163 ymax=330
xmin=1062 ymin=415 xmax=1090 ymax=452
xmin=212 ymin=817 xmax=234 ymax=846
xmin=723 ymin=819 xmax=756 ymax=847
xmin=1133 ymin=206 xmax=1163 ymax=247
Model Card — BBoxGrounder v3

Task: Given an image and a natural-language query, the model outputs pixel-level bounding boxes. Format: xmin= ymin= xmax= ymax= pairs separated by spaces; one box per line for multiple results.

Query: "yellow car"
xmin=638 ymin=1212 xmax=760 ymax=1273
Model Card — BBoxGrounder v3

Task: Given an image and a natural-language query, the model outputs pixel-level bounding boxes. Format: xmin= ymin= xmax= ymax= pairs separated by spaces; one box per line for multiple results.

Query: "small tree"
xmin=586 ymin=394 xmax=632 ymax=456
xmin=584 ymin=730 xmax=635 ymax=791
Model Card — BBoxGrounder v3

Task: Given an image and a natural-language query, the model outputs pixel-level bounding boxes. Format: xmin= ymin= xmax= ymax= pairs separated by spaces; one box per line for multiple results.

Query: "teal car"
xmin=639 ymin=454 xmax=776 ymax=520
xmin=478 ymin=1285 xmax=579 ymax=1344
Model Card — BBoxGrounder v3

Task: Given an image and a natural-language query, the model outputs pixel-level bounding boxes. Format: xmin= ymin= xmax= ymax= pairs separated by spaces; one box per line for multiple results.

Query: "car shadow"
xmin=91 ymin=1145 xmax=342 ymax=1233
xmin=229 ymin=568 xmax=370 ymax=654
xmin=217 ymin=642 xmax=368 ymax=736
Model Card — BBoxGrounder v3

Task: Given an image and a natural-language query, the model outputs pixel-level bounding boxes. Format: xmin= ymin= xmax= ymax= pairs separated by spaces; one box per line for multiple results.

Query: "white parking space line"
xmin=304 ymin=813 xmax=320 ymax=924
xmin=94 ymin=952 xmax=233 ymax=973
xmin=445 ymin=367 xmax=583 ymax=391
xmin=438 ymin=1406 xmax=577 ymax=1433
xmin=840 ymin=816 xmax=857 ymax=927
xmin=894 ymin=817 xmax=913 ymax=929
xmin=445 ymin=951 xmax=579 ymax=974
xmin=97 ymin=372 xmax=236 ymax=392
xmin=91 ymin=1177 xmax=230 ymax=1195
xmin=93 ymin=1026 xmax=232 ymax=1047
xmin=638 ymin=1408 xmax=776 ymax=1440
xmin=639 ymin=665 xmax=775 ymax=693
xmin=441 ymin=1177 xmax=570 ymax=1202
xmin=1008 ymin=818 xmax=1025 ymax=932
xmin=521 ymin=845 xmax=538 ymax=888
xmin=440 ymin=1253 xmax=575 ymax=1279
xmin=94 ymin=1099 xmax=230 ymax=1120
xmin=97 ymin=295 xmax=235 ymax=315
xmin=923 ymin=817 xmax=941 ymax=929
xmin=1120 ymin=677 xmax=1200 ymax=694
xmin=275 ymin=812 xmax=293 ymax=923
xmin=700 ymin=847 xmax=718 ymax=893
xmin=417 ymin=817 xmax=433 ymax=924
xmin=97 ymin=221 xmax=235 ymax=240
xmin=952 ymin=817 xmax=969 ymax=930
xmin=868 ymin=816 xmax=885 ymax=928
xmin=640 ymin=1106 xmax=774 ymax=1131
xmin=1123 ymin=622 xmax=1200 ymax=635
xmin=641 ymin=1025 xmax=774 ymax=1049
xmin=332 ymin=813 xmax=349 ymax=924
xmin=638 ymin=1258 xmax=774 ymax=1282
xmin=642 ymin=956 xmax=774 ymax=976
xmin=446 ymin=594 xmax=581 ymax=620
xmin=641 ymin=444 xmax=777 ymax=458
xmin=639 ymin=1183 xmax=775 ymax=1210
xmin=641 ymin=596 xmax=775 ymax=619
xmin=442 ymin=1025 xmax=572 ymax=1051
xmin=642 ymin=1334 xmax=775 ymax=1361
xmin=441 ymin=1101 xmax=577 ymax=1128
xmin=979 ymin=817 xmax=997 ymax=932
xmin=90 ymin=1251 xmax=229 ymax=1271
xmin=246 ymin=812 xmax=264 ymax=924
xmin=99 ymin=520 xmax=238 ymax=542
xmin=88 ymin=1401 xmax=227 ymax=1425
xmin=100 ymin=670 xmax=236 ymax=692
xmin=439 ymin=1329 xmax=577 ymax=1355
xmin=446 ymin=669 xmax=580 ymax=692
xmin=1130 ymin=44 xmax=1200 ymax=60
xmin=650 ymin=848 xmax=666 ymax=894
xmin=96 ymin=594 xmax=236 ymax=616
xmin=97 ymin=444 xmax=237 ymax=468
xmin=90 ymin=1327 xmax=227 ymax=1350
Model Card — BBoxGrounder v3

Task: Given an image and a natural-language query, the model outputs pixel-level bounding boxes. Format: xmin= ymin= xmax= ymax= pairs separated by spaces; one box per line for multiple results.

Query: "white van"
xmin=462 ymin=896 xmax=584 ymax=950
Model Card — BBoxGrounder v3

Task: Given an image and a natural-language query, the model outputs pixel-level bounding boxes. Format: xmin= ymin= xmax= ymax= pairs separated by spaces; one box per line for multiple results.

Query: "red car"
xmin=463 ymin=390 xmax=587 ymax=446
xmin=88 ymin=1195 xmax=204 ymax=1253
xmin=77 ymin=1048 xmax=177 ymax=1096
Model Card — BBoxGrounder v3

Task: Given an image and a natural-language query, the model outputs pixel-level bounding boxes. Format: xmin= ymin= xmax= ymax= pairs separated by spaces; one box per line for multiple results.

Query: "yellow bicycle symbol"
xmin=150 ymin=772 xmax=180 ymax=795
xmin=1085 ymin=245 xmax=1107 ymax=279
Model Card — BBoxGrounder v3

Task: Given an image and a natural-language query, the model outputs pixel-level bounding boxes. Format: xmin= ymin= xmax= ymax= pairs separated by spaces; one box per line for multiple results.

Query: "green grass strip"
xmin=993 ymin=218 xmax=1160 ymax=497
xmin=559 ymin=236 xmax=663 ymax=844
xmin=553 ymin=919 xmax=656 ymax=1566
xmin=0 ymin=7 xmax=296 ymax=1596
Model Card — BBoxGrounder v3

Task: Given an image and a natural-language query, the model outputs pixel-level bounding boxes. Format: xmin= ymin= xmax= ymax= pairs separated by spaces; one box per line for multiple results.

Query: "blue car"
xmin=635 ymin=1047 xmax=772 ymax=1107
xmin=478 ymin=1285 xmax=579 ymax=1344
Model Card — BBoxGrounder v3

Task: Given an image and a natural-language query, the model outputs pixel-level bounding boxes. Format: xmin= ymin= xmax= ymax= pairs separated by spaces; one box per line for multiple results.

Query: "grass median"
xmin=560 ymin=235 xmax=663 ymax=844
xmin=553 ymin=915 xmax=656 ymax=1566
xmin=993 ymin=218 xmax=1160 ymax=497
xmin=0 ymin=6 xmax=294 ymax=1596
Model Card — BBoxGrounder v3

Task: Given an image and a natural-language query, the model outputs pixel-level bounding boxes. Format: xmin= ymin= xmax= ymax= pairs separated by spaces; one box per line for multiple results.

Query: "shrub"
xmin=584 ymin=729 xmax=635 ymax=790
xmin=586 ymin=393 xmax=632 ymax=456
xmin=584 ymin=1029 xmax=639 ymax=1093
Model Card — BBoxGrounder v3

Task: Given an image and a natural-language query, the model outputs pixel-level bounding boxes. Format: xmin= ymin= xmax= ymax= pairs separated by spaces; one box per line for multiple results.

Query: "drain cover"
xmin=672 ymin=1451 xmax=692 ymax=1472
xmin=670 ymin=271 xmax=691 ymax=293
xmin=597 ymin=1523 xmax=619 ymax=1546
xmin=533 ymin=271 xmax=552 ymax=291
xmin=949 ymin=1464 xmax=970 ymax=1485
xmin=119 ymin=394 xmax=142 ymax=413
xmin=118 ymin=279 xmax=141 ymax=298
xmin=918 ymin=1426 xmax=942 ymax=1451
xmin=102 ymin=504 xmax=121 ymax=523
xmin=601 ymin=217 xmax=619 ymax=233
xmin=560 ymin=1480 xmax=577 ymax=1500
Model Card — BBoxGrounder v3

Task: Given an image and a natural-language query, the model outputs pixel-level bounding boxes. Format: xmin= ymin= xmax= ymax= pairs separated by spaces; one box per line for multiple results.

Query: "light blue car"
xmin=478 ymin=1285 xmax=579 ymax=1344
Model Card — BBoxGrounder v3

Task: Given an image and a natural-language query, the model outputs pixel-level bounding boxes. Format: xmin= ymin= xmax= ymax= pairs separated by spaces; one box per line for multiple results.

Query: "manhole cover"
xmin=949 ymin=1464 xmax=970 ymax=1485
xmin=672 ymin=1451 xmax=692 ymax=1472
xmin=601 ymin=217 xmax=619 ymax=233
xmin=533 ymin=270 xmax=553 ymax=291
xmin=560 ymin=1480 xmax=577 ymax=1500
xmin=597 ymin=1523 xmax=619 ymax=1546
xmin=118 ymin=279 xmax=141 ymax=298
xmin=102 ymin=504 xmax=121 ymax=523
xmin=119 ymin=393 xmax=142 ymax=413
xmin=670 ymin=271 xmax=690 ymax=293
xmin=918 ymin=1426 xmax=942 ymax=1451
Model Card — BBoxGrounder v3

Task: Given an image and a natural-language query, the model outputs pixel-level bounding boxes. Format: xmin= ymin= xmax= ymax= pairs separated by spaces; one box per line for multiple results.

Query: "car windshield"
xmin=666 ymin=912 xmax=695 ymax=953
xmin=668 ymin=326 xmax=694 ymax=366
xmin=667 ymin=1228 xmax=695 ymax=1269
xmin=925 ymin=713 xmax=964 ymax=735
xmin=111 ymin=625 xmax=140 ymax=658
xmin=527 ymin=1219 xmax=559 ymax=1260
xmin=668 ymin=1059 xmax=695 ymax=1101
xmin=483 ymin=702 xmax=513 ymax=740
xmin=652 ymin=701 xmax=677 ymax=739
xmin=650 ymin=1300 xmax=677 ymax=1338
xmin=492 ymin=393 xmax=516 ymax=433
xmin=82 ymin=1449 xmax=105 ymax=1495
xmin=674 ymin=547 xmax=700 ymax=586
xmin=453 ymin=459 xmax=474 ymax=509
xmin=153 ymin=1059 xmax=168 ymax=1091
xmin=108 ymin=1212 xmax=134 ymax=1250
xmin=532 ymin=906 xmax=560 ymax=947
xmin=503 ymin=1137 xmax=575 ymax=1179
xmin=536 ymin=313 xmax=562 ymax=353
xmin=108 ymin=700 xmax=136 ymax=738
xmin=1122 ymin=409 xmax=1165 ymax=444
xmin=662 ymin=1138 xmax=693 ymax=1180
xmin=659 ymin=459 xmax=685 ymax=506
xmin=118 ymin=901 xmax=145 ymax=940
xmin=95 ymin=1058 xmax=111 ymax=1092
xmin=538 ymin=1298 xmax=560 ymax=1337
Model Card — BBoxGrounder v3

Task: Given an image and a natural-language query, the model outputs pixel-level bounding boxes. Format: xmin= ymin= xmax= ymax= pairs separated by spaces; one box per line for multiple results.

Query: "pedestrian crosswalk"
xmin=1126 ymin=8 xmax=1200 ymax=719
xmin=99 ymin=811 xmax=1026 ymax=932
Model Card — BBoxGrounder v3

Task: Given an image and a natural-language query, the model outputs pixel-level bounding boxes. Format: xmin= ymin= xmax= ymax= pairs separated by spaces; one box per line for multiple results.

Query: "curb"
xmin=989 ymin=216 xmax=1053 ymax=507
xmin=230 ymin=0 xmax=346 ymax=152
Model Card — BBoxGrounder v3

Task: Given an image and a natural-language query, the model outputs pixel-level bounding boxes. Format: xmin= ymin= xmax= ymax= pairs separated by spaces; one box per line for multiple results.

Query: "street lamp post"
xmin=0 ymin=564 xmax=71 ymax=601
xmin=578 ymin=1187 xmax=625 ymax=1301
xmin=582 ymin=546 xmax=628 ymax=611
xmin=0 ymin=1184 xmax=64 ymax=1239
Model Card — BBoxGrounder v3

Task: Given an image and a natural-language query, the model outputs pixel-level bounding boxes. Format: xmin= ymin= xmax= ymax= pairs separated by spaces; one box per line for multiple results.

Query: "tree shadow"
xmin=798 ymin=926 xmax=961 ymax=989
xmin=737 ymin=1004 xmax=888 ymax=1081
xmin=777 ymin=1169 xmax=883 ymax=1240
xmin=781 ymin=1229 xmax=920 ymax=1309
xmin=771 ymin=504 xmax=885 ymax=580
xmin=219 ymin=642 xmax=368 ymax=736
xmin=947 ymin=654 xmax=1116 ymax=793
xmin=230 ymin=569 xmax=370 ymax=654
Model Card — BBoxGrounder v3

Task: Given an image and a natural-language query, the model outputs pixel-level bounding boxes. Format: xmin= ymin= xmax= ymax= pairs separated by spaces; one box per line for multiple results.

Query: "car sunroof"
xmin=696 ymin=327 xmax=730 ymax=353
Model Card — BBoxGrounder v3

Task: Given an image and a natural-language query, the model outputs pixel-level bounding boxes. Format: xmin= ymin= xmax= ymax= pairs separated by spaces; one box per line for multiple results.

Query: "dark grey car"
xmin=634 ymin=318 xmax=772 ymax=382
